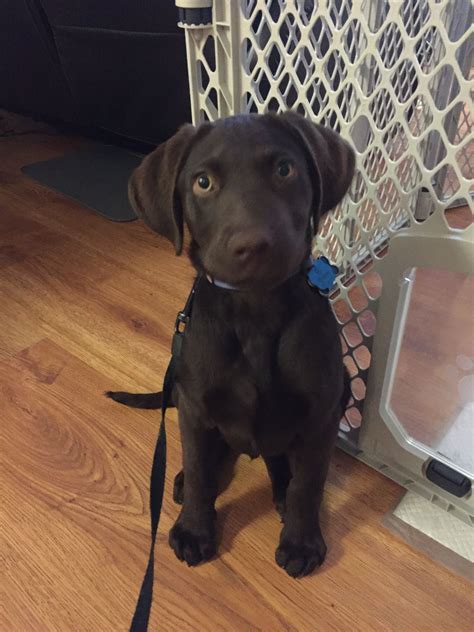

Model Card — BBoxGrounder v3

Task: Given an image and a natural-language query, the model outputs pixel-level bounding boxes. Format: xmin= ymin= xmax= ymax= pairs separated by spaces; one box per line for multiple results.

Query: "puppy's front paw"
xmin=169 ymin=518 xmax=216 ymax=566
xmin=275 ymin=530 xmax=327 ymax=578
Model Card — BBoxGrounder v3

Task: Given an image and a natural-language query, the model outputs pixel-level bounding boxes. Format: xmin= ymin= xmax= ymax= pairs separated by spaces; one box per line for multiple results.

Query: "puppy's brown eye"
xmin=193 ymin=173 xmax=215 ymax=196
xmin=276 ymin=159 xmax=295 ymax=178
xmin=197 ymin=175 xmax=211 ymax=190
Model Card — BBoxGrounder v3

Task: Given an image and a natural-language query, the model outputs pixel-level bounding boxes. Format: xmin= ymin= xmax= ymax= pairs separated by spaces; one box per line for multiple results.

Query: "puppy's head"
xmin=129 ymin=112 xmax=355 ymax=289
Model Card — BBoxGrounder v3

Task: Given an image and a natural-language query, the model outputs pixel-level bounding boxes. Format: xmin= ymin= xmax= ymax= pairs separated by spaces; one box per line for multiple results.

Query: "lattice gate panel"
xmin=181 ymin=0 xmax=473 ymax=444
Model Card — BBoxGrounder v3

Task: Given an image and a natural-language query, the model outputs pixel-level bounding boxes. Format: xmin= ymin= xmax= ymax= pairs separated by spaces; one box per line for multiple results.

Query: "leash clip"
xmin=175 ymin=311 xmax=189 ymax=334
xmin=174 ymin=274 xmax=202 ymax=335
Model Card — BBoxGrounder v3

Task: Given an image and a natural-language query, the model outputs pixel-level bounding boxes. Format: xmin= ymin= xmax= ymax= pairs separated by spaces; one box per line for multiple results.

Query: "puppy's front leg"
xmin=275 ymin=422 xmax=338 ymax=578
xmin=169 ymin=408 xmax=220 ymax=566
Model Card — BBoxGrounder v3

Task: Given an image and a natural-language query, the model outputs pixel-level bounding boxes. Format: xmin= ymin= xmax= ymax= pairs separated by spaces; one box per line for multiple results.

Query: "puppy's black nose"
xmin=228 ymin=231 xmax=271 ymax=263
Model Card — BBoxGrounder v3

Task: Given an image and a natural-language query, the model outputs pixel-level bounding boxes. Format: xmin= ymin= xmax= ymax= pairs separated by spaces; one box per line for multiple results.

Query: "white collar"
xmin=206 ymin=275 xmax=239 ymax=291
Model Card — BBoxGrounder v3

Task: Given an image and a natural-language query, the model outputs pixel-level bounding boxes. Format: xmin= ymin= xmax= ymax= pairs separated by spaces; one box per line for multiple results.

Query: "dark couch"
xmin=1 ymin=0 xmax=191 ymax=144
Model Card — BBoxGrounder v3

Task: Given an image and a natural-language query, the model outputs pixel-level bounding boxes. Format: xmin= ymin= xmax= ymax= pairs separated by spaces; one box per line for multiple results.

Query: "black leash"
xmin=130 ymin=276 xmax=201 ymax=632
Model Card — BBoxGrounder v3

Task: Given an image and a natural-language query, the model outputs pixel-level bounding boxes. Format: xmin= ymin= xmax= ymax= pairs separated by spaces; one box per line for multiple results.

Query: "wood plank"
xmin=3 ymin=339 xmax=472 ymax=631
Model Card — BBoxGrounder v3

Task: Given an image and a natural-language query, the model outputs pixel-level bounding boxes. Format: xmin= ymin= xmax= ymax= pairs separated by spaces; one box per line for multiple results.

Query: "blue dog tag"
xmin=307 ymin=256 xmax=339 ymax=294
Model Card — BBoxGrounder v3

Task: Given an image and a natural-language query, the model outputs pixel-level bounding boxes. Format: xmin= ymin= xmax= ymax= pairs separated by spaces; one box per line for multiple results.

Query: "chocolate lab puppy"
xmin=110 ymin=112 xmax=354 ymax=578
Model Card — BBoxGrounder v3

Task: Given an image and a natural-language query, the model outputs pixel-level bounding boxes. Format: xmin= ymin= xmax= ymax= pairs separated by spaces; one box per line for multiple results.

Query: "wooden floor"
xmin=1 ymin=128 xmax=473 ymax=632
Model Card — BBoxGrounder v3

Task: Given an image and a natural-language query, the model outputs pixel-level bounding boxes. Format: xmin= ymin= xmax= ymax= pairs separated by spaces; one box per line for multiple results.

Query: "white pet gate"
xmin=175 ymin=0 xmax=473 ymax=524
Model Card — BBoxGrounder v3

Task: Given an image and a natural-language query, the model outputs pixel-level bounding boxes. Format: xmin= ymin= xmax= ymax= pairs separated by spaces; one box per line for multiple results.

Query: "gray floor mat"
xmin=22 ymin=144 xmax=143 ymax=221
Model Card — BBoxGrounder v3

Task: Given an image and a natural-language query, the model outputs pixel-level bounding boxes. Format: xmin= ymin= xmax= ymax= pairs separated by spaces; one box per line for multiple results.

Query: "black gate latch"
xmin=426 ymin=459 xmax=471 ymax=498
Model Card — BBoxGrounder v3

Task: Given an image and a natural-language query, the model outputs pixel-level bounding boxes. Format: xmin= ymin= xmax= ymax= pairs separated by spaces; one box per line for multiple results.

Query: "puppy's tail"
xmin=105 ymin=390 xmax=173 ymax=409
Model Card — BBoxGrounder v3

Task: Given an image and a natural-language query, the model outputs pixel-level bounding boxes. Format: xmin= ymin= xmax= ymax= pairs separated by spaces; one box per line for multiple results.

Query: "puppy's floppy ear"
xmin=280 ymin=111 xmax=355 ymax=224
xmin=128 ymin=124 xmax=197 ymax=255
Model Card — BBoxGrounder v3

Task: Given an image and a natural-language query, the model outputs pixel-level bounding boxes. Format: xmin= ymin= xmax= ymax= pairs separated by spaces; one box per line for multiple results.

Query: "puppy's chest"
xmin=233 ymin=322 xmax=276 ymax=391
xmin=185 ymin=323 xmax=308 ymax=456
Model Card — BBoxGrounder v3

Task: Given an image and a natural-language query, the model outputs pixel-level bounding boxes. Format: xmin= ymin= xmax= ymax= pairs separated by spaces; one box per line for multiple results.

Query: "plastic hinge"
xmin=178 ymin=7 xmax=212 ymax=26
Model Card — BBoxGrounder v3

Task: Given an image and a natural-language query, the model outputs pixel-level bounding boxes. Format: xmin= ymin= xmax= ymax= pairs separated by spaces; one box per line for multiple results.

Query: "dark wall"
xmin=0 ymin=0 xmax=191 ymax=144
xmin=0 ymin=0 xmax=77 ymax=122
